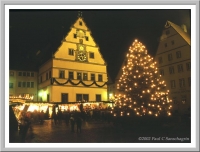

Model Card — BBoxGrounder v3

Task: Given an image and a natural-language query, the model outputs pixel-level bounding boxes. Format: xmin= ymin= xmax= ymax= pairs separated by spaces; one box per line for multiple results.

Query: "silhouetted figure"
xmin=76 ymin=116 xmax=82 ymax=133
xmin=70 ymin=114 xmax=75 ymax=132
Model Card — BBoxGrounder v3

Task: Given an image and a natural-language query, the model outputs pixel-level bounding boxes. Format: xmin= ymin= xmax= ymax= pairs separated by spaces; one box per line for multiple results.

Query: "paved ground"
xmin=11 ymin=117 xmax=191 ymax=143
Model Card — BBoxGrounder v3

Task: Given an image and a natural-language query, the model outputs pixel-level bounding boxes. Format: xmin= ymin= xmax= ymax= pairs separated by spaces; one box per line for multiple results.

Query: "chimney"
xmin=181 ymin=24 xmax=187 ymax=33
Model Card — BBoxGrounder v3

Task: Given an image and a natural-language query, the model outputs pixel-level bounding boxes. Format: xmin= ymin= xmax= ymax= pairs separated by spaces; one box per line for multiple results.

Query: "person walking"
xmin=70 ymin=114 xmax=75 ymax=132
xmin=76 ymin=116 xmax=82 ymax=133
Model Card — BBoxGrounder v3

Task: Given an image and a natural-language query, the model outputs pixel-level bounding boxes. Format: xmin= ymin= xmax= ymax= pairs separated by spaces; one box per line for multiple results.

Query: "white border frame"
xmin=1 ymin=1 xmax=199 ymax=151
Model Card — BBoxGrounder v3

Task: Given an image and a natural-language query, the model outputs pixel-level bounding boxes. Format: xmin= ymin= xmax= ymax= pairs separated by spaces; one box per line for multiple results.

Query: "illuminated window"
xmin=69 ymin=71 xmax=74 ymax=79
xmin=76 ymin=94 xmax=89 ymax=102
xmin=168 ymin=53 xmax=173 ymax=61
xmin=98 ymin=74 xmax=103 ymax=82
xmin=170 ymin=80 xmax=176 ymax=88
xmin=186 ymin=62 xmax=191 ymax=71
xmin=83 ymin=73 xmax=88 ymax=81
xmin=176 ymin=51 xmax=181 ymax=58
xmin=91 ymin=74 xmax=95 ymax=81
xmin=96 ymin=94 xmax=101 ymax=101
xmin=77 ymin=72 xmax=82 ymax=80
xmin=179 ymin=78 xmax=185 ymax=88
xmin=9 ymin=83 xmax=13 ymax=88
xmin=169 ymin=66 xmax=174 ymax=74
xmin=177 ymin=64 xmax=183 ymax=72
xmin=68 ymin=49 xmax=74 ymax=56
xmin=89 ymin=52 xmax=94 ymax=59
xmin=59 ymin=70 xmax=65 ymax=79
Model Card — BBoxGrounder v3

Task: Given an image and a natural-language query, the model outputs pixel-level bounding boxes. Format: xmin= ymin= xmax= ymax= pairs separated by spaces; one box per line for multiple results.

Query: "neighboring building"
xmin=154 ymin=21 xmax=191 ymax=115
xmin=9 ymin=70 xmax=38 ymax=102
xmin=37 ymin=15 xmax=108 ymax=103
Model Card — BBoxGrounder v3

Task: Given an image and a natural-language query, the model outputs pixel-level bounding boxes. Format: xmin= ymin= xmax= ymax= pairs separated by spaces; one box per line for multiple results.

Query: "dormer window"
xmin=79 ymin=21 xmax=82 ymax=26
xmin=85 ymin=36 xmax=89 ymax=41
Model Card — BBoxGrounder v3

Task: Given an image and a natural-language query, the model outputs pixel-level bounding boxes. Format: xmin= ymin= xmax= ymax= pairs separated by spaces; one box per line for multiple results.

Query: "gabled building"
xmin=154 ymin=21 xmax=191 ymax=115
xmin=38 ymin=15 xmax=108 ymax=104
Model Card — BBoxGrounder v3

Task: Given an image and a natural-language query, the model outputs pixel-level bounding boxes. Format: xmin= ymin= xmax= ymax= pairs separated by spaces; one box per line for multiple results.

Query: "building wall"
xmin=38 ymin=17 xmax=108 ymax=103
xmin=155 ymin=21 xmax=191 ymax=115
xmin=9 ymin=70 xmax=38 ymax=101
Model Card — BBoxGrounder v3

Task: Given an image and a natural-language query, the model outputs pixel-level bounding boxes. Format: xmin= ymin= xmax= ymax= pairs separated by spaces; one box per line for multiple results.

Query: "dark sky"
xmin=9 ymin=9 xmax=191 ymax=81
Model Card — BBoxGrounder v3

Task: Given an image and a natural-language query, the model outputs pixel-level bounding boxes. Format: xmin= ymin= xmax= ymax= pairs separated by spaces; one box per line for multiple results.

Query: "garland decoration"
xmin=51 ymin=78 xmax=107 ymax=87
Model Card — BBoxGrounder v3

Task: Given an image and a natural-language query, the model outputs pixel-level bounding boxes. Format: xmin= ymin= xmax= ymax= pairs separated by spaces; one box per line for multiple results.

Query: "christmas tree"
xmin=114 ymin=39 xmax=172 ymax=117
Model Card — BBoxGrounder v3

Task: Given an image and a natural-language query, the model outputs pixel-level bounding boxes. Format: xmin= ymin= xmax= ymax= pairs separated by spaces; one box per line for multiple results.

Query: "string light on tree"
xmin=114 ymin=39 xmax=172 ymax=117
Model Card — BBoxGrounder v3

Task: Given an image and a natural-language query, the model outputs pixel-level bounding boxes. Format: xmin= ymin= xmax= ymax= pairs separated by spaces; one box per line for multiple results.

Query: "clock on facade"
xmin=79 ymin=45 xmax=84 ymax=51
xmin=77 ymin=51 xmax=87 ymax=61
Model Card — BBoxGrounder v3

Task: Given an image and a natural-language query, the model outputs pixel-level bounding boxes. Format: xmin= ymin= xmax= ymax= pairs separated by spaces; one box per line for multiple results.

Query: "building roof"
xmin=165 ymin=20 xmax=191 ymax=46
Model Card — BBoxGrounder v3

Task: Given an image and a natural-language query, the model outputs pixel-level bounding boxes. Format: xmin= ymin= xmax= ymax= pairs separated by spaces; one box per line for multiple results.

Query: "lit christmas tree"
xmin=114 ymin=39 xmax=172 ymax=117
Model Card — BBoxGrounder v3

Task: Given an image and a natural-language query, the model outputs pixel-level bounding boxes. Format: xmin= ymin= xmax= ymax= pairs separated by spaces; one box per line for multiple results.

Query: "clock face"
xmin=77 ymin=51 xmax=87 ymax=61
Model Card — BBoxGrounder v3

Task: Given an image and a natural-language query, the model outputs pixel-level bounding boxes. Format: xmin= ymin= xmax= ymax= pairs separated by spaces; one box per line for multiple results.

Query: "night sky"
xmin=9 ymin=9 xmax=191 ymax=81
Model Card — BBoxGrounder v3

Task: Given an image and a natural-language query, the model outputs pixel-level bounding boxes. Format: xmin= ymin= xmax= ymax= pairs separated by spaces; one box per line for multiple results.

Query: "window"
xmin=46 ymin=72 xmax=48 ymax=80
xmin=74 ymin=34 xmax=77 ymax=38
xmin=98 ymin=74 xmax=103 ymax=82
xmin=179 ymin=78 xmax=185 ymax=88
xmin=83 ymin=73 xmax=88 ymax=81
xmin=31 ymin=82 xmax=34 ymax=88
xmin=79 ymin=21 xmax=82 ymax=26
xmin=165 ymin=43 xmax=167 ymax=47
xmin=61 ymin=93 xmax=68 ymax=103
xmin=169 ymin=66 xmax=174 ymax=74
xmin=69 ymin=71 xmax=74 ymax=79
xmin=158 ymin=57 xmax=163 ymax=64
xmin=76 ymin=94 xmax=89 ymax=102
xmin=79 ymin=39 xmax=83 ymax=44
xmin=89 ymin=52 xmax=94 ymax=59
xmin=27 ymin=72 xmax=30 ymax=77
xmin=59 ymin=70 xmax=65 ymax=78
xmin=85 ymin=36 xmax=89 ymax=41
xmin=170 ymin=80 xmax=176 ymax=88
xmin=23 ymin=82 xmax=26 ymax=87
xmin=177 ymin=64 xmax=184 ymax=73
xmin=23 ymin=72 xmax=26 ymax=76
xmin=9 ymin=83 xmax=13 ymax=88
xmin=186 ymin=62 xmax=191 ymax=71
xmin=18 ymin=82 xmax=21 ymax=87
xmin=168 ymin=53 xmax=173 ymax=61
xmin=91 ymin=74 xmax=95 ymax=81
xmin=27 ymin=82 xmax=30 ymax=88
xmin=31 ymin=72 xmax=34 ymax=77
xmin=96 ymin=94 xmax=101 ymax=102
xmin=166 ymin=30 xmax=170 ymax=35
xmin=10 ymin=71 xmax=14 ymax=76
xmin=188 ymin=77 xmax=191 ymax=87
xmin=171 ymin=40 xmax=174 ymax=45
xmin=18 ymin=72 xmax=22 ymax=76
xmin=77 ymin=72 xmax=82 ymax=80
xmin=68 ymin=49 xmax=74 ymax=56
xmin=160 ymin=69 xmax=164 ymax=76
xmin=176 ymin=51 xmax=181 ymax=58
xmin=49 ymin=71 xmax=51 ymax=78
xmin=40 ymin=76 xmax=42 ymax=83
